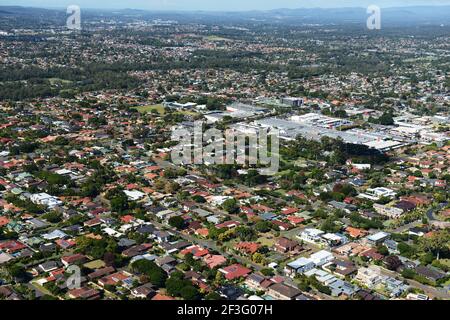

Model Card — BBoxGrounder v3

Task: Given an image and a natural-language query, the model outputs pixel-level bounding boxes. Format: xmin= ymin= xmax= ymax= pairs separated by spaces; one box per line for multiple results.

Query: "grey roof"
xmin=28 ymin=218 xmax=49 ymax=229
xmin=269 ymin=283 xmax=301 ymax=298
xmin=118 ymin=238 xmax=136 ymax=248
xmin=247 ymin=273 xmax=265 ymax=284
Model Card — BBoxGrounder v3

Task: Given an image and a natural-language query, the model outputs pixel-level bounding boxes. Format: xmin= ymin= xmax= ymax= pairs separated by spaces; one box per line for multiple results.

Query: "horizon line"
xmin=1 ymin=4 xmax=450 ymax=13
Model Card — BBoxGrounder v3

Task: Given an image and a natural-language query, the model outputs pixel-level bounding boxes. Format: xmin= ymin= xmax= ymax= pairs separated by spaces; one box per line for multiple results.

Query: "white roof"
xmin=322 ymin=233 xmax=342 ymax=241
xmin=124 ymin=190 xmax=145 ymax=200
xmin=310 ymin=250 xmax=334 ymax=261
xmin=364 ymin=140 xmax=403 ymax=150
xmin=0 ymin=252 xmax=13 ymax=264
xmin=367 ymin=231 xmax=390 ymax=241
xmin=55 ymin=169 xmax=73 ymax=175
xmin=288 ymin=257 xmax=313 ymax=268
xmin=303 ymin=228 xmax=324 ymax=236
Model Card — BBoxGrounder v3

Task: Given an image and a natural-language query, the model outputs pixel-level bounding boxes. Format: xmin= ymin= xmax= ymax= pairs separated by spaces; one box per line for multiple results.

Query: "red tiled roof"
xmin=62 ymin=253 xmax=86 ymax=264
xmin=152 ymin=294 xmax=175 ymax=300
xmin=287 ymin=216 xmax=305 ymax=225
xmin=221 ymin=264 xmax=251 ymax=280
xmin=216 ymin=221 xmax=240 ymax=229
xmin=203 ymin=254 xmax=227 ymax=269
xmin=181 ymin=245 xmax=210 ymax=257
xmin=121 ymin=215 xmax=135 ymax=223
xmin=235 ymin=242 xmax=260 ymax=255
xmin=0 ymin=240 xmax=26 ymax=253
xmin=0 ymin=216 xmax=10 ymax=227
xmin=281 ymin=207 xmax=298 ymax=215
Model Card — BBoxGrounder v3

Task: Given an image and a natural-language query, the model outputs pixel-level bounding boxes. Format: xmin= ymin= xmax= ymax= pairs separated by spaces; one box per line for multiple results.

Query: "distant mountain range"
xmin=0 ymin=5 xmax=449 ymax=26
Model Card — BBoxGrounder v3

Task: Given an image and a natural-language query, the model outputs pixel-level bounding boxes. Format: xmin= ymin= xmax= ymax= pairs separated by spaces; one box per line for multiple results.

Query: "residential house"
xmin=267 ymin=283 xmax=301 ymax=300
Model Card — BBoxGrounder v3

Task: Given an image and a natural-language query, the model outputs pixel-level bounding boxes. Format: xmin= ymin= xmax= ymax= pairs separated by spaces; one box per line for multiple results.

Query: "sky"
xmin=2 ymin=0 xmax=450 ymax=11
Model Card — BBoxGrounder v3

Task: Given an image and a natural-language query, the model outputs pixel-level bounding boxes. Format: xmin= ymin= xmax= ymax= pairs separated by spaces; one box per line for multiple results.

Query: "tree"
xmin=165 ymin=271 xmax=201 ymax=300
xmin=179 ymin=285 xmax=201 ymax=300
xmin=401 ymin=268 xmax=416 ymax=279
xmin=320 ymin=218 xmax=340 ymax=233
xmin=205 ymin=292 xmax=222 ymax=300
xmin=165 ymin=182 xmax=180 ymax=194
xmin=235 ymin=226 xmax=257 ymax=241
xmin=377 ymin=245 xmax=389 ymax=256
xmin=419 ymin=230 xmax=450 ymax=259
xmin=75 ymin=236 xmax=117 ymax=260
xmin=260 ymin=268 xmax=274 ymax=277
xmin=131 ymin=259 xmax=167 ymax=288
xmin=8 ymin=264 xmax=27 ymax=280
xmin=110 ymin=193 xmax=129 ymax=213
xmin=214 ymin=271 xmax=224 ymax=287
xmin=192 ymin=195 xmax=206 ymax=203
xmin=378 ymin=112 xmax=394 ymax=125
xmin=208 ymin=226 xmax=226 ymax=240
xmin=252 ymin=252 xmax=265 ymax=264
xmin=419 ymin=252 xmax=434 ymax=265
xmin=384 ymin=255 xmax=402 ymax=271
xmin=222 ymin=198 xmax=239 ymax=214
xmin=42 ymin=211 xmax=63 ymax=223
xmin=254 ymin=221 xmax=271 ymax=233
xmin=81 ymin=183 xmax=100 ymax=197
xmin=169 ymin=216 xmax=185 ymax=230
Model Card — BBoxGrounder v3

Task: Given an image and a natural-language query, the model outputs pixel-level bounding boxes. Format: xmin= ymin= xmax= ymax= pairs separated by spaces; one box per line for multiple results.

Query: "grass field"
xmin=204 ymin=35 xmax=232 ymax=42
xmin=84 ymin=259 xmax=106 ymax=270
xmin=257 ymin=236 xmax=276 ymax=247
xmin=132 ymin=104 xmax=165 ymax=115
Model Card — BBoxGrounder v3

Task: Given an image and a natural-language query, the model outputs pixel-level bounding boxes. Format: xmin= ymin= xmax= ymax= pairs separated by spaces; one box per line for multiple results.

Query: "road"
xmin=379 ymin=267 xmax=449 ymax=300
xmin=391 ymin=220 xmax=422 ymax=234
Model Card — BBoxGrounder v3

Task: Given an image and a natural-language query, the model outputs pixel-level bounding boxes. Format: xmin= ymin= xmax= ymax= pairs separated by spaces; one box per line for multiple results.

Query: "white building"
xmin=124 ymin=190 xmax=145 ymax=201
xmin=373 ymin=203 xmax=404 ymax=218
xmin=355 ymin=267 xmax=383 ymax=288
xmin=358 ymin=187 xmax=397 ymax=201
xmin=298 ymin=228 xmax=325 ymax=244
xmin=285 ymin=257 xmax=315 ymax=277
xmin=309 ymin=250 xmax=335 ymax=266
xmin=30 ymin=193 xmax=63 ymax=208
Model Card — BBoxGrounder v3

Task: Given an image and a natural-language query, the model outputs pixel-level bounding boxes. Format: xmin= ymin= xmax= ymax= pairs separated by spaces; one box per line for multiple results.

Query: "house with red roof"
xmin=0 ymin=240 xmax=26 ymax=253
xmin=272 ymin=220 xmax=292 ymax=231
xmin=345 ymin=226 xmax=368 ymax=239
xmin=235 ymin=242 xmax=260 ymax=255
xmin=61 ymin=254 xmax=86 ymax=267
xmin=203 ymin=254 xmax=227 ymax=269
xmin=98 ymin=271 xmax=132 ymax=287
xmin=180 ymin=245 xmax=210 ymax=258
xmin=216 ymin=220 xmax=241 ymax=229
xmin=0 ymin=216 xmax=10 ymax=227
xmin=195 ymin=228 xmax=209 ymax=238
xmin=68 ymin=287 xmax=100 ymax=300
xmin=287 ymin=216 xmax=305 ymax=226
xmin=281 ymin=207 xmax=298 ymax=215
xmin=121 ymin=215 xmax=135 ymax=224
xmin=251 ymin=204 xmax=273 ymax=212
xmin=55 ymin=239 xmax=76 ymax=250
xmin=360 ymin=249 xmax=384 ymax=261
xmin=220 ymin=264 xmax=251 ymax=280
xmin=152 ymin=293 xmax=175 ymax=300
